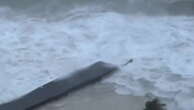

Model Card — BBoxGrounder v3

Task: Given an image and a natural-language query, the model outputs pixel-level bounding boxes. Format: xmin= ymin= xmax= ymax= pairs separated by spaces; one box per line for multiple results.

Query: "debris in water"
xmin=144 ymin=98 xmax=166 ymax=110
xmin=122 ymin=59 xmax=133 ymax=66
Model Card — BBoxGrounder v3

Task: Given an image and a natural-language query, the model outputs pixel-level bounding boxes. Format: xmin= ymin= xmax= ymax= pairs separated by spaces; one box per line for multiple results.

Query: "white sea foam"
xmin=0 ymin=6 xmax=194 ymax=110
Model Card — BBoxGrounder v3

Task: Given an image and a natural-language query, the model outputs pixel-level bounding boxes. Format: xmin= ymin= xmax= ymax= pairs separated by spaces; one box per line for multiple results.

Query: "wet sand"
xmin=33 ymin=83 xmax=146 ymax=110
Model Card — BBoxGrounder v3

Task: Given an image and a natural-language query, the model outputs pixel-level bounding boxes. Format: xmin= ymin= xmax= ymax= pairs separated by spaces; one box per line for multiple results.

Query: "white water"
xmin=0 ymin=2 xmax=194 ymax=110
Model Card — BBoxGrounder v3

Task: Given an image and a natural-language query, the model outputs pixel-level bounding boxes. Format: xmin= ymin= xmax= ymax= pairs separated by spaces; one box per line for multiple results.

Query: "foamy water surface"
xmin=0 ymin=3 xmax=194 ymax=110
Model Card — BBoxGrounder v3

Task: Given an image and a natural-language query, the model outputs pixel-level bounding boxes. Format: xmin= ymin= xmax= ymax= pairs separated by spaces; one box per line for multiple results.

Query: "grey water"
xmin=0 ymin=1 xmax=194 ymax=110
xmin=0 ymin=0 xmax=193 ymax=17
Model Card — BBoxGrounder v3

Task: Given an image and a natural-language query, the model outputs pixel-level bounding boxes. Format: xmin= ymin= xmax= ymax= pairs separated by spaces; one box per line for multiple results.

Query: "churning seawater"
xmin=0 ymin=0 xmax=194 ymax=110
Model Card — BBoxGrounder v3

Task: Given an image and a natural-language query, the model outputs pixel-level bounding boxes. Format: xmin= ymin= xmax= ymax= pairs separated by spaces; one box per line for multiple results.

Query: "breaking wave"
xmin=0 ymin=1 xmax=194 ymax=110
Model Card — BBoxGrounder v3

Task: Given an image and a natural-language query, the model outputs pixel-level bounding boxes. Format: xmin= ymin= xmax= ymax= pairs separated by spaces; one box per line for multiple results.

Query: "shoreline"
xmin=34 ymin=83 xmax=146 ymax=110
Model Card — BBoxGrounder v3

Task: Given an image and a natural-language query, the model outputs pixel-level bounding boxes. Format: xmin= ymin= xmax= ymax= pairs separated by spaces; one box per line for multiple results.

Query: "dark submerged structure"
xmin=0 ymin=61 xmax=118 ymax=110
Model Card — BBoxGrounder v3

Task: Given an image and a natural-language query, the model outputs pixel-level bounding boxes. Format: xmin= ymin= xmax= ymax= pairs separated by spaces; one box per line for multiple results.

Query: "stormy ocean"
xmin=0 ymin=0 xmax=194 ymax=110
